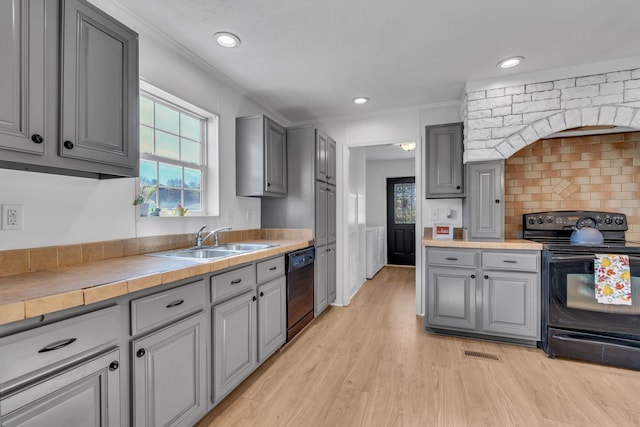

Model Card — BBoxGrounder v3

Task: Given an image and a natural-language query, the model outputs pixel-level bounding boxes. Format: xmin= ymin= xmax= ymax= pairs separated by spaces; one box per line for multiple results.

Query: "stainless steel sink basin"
xmin=146 ymin=243 xmax=277 ymax=261
xmin=214 ymin=243 xmax=276 ymax=252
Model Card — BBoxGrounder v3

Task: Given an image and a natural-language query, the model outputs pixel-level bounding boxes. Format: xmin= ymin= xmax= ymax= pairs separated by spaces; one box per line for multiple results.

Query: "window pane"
xmin=158 ymin=188 xmax=181 ymax=208
xmin=140 ymin=126 xmax=154 ymax=154
xmin=181 ymin=114 xmax=201 ymax=142
xmin=155 ymin=103 xmax=179 ymax=134
xmin=394 ymin=182 xmax=416 ymax=224
xmin=184 ymin=168 xmax=201 ymax=189
xmin=140 ymin=97 xmax=154 ymax=126
xmin=184 ymin=190 xmax=201 ymax=210
xmin=140 ymin=160 xmax=157 ymax=186
xmin=159 ymin=163 xmax=182 ymax=187
xmin=156 ymin=131 xmax=179 ymax=160
xmin=181 ymin=138 xmax=200 ymax=164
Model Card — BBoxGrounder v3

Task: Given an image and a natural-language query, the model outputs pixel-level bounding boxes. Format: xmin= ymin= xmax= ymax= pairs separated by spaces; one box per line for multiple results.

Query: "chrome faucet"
xmin=194 ymin=225 xmax=232 ymax=248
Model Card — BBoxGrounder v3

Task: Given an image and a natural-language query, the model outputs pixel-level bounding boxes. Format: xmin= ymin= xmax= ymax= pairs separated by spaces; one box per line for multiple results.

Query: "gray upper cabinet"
xmin=0 ymin=0 xmax=139 ymax=179
xmin=315 ymin=131 xmax=336 ymax=185
xmin=236 ymin=115 xmax=287 ymax=197
xmin=425 ymin=123 xmax=464 ymax=198
xmin=60 ymin=0 xmax=139 ymax=172
xmin=463 ymin=160 xmax=505 ymax=240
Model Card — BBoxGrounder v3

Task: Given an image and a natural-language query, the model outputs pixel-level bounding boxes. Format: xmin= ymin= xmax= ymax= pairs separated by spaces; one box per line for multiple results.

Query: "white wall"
xmin=365 ymin=158 xmax=415 ymax=228
xmin=347 ymin=147 xmax=367 ymax=300
xmin=0 ymin=1 xmax=284 ymax=251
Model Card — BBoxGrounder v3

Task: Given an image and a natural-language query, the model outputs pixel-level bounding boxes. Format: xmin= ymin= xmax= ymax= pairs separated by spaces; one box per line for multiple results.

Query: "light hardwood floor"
xmin=197 ymin=266 xmax=640 ymax=426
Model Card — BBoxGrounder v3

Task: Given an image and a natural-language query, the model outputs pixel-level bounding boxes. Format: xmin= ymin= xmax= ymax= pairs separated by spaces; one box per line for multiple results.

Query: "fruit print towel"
xmin=594 ymin=254 xmax=632 ymax=305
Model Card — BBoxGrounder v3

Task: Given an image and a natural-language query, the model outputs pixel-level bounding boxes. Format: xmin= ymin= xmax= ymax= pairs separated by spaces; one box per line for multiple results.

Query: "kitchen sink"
xmin=146 ymin=243 xmax=277 ymax=261
xmin=213 ymin=243 xmax=276 ymax=252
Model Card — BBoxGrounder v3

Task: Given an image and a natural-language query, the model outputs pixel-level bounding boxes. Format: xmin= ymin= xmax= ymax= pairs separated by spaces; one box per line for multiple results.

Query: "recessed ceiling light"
xmin=352 ymin=97 xmax=369 ymax=105
xmin=497 ymin=56 xmax=524 ymax=69
xmin=213 ymin=32 xmax=241 ymax=48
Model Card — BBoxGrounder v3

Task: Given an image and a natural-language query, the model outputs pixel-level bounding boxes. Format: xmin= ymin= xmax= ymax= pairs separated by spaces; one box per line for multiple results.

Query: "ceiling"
xmin=115 ymin=0 xmax=640 ymax=124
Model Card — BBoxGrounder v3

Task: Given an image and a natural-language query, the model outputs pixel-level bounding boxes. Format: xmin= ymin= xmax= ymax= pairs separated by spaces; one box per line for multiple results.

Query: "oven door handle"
xmin=549 ymin=254 xmax=640 ymax=263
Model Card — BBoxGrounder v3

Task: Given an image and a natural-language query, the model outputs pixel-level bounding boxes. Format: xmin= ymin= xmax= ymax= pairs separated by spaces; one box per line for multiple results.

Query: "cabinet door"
xmin=326 ymin=137 xmax=337 ymax=186
xmin=315 ymin=131 xmax=329 ymax=182
xmin=264 ymin=117 xmax=287 ymax=195
xmin=466 ymin=161 xmax=504 ymax=240
xmin=213 ymin=291 xmax=257 ymax=403
xmin=0 ymin=0 xmax=47 ymax=155
xmin=482 ymin=271 xmax=539 ymax=339
xmin=132 ymin=312 xmax=206 ymax=427
xmin=327 ymin=185 xmax=336 ymax=244
xmin=315 ymin=182 xmax=328 ymax=247
xmin=1 ymin=349 xmax=120 ymax=427
xmin=257 ymin=276 xmax=286 ymax=364
xmin=314 ymin=246 xmax=329 ymax=316
xmin=60 ymin=0 xmax=138 ymax=171
xmin=427 ymin=267 xmax=477 ymax=330
xmin=425 ymin=123 xmax=464 ymax=198
xmin=327 ymin=243 xmax=336 ymax=304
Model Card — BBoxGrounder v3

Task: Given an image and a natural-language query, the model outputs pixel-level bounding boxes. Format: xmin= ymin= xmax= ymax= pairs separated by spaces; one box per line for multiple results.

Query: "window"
xmin=394 ymin=182 xmax=416 ymax=224
xmin=138 ymin=82 xmax=218 ymax=215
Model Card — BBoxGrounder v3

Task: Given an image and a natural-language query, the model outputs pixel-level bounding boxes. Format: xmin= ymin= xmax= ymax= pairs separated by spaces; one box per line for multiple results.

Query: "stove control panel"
xmin=523 ymin=211 xmax=628 ymax=231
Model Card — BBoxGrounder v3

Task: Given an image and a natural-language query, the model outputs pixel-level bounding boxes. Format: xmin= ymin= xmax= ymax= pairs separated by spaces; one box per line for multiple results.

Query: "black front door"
xmin=386 ymin=177 xmax=415 ymax=265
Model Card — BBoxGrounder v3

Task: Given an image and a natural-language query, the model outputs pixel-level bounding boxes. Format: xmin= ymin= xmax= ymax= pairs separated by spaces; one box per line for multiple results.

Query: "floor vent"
xmin=464 ymin=350 xmax=500 ymax=361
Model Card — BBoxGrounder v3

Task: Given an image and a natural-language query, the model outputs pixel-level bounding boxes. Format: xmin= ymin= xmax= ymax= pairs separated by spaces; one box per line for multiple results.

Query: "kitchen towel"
xmin=594 ymin=254 xmax=632 ymax=305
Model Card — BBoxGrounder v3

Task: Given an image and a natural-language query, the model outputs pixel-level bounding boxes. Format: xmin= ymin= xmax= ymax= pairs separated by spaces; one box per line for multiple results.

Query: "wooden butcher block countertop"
xmin=423 ymin=237 xmax=543 ymax=251
xmin=0 ymin=239 xmax=312 ymax=326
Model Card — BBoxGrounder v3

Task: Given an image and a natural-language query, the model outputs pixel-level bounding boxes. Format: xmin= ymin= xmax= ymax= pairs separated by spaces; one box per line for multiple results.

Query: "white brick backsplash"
xmin=484 ymin=139 xmax=503 ymax=148
xmin=526 ymin=82 xmax=554 ymax=93
xmin=522 ymin=111 xmax=555 ymax=123
xmin=520 ymin=125 xmax=539 ymax=145
xmin=468 ymin=128 xmax=492 ymax=140
xmin=600 ymin=82 xmax=624 ymax=95
xmin=576 ymin=74 xmax=606 ymax=86
xmin=464 ymin=148 xmax=502 ymax=162
xmin=468 ymin=96 xmax=512 ymax=112
xmin=468 ymin=110 xmax=492 ymax=119
xmin=496 ymin=142 xmax=515 ymax=158
xmin=607 ymin=70 xmax=631 ymax=82
xmin=630 ymin=110 xmax=640 ymax=128
xmin=532 ymin=90 xmax=560 ymax=101
xmin=614 ymin=106 xmax=635 ymax=126
xmin=505 ymin=133 xmax=527 ymax=151
xmin=565 ymin=109 xmax=582 ymax=128
xmin=592 ymin=94 xmax=624 ymax=105
xmin=467 ymin=91 xmax=486 ymax=101
xmin=548 ymin=112 xmax=567 ymax=132
xmin=492 ymin=106 xmax=511 ymax=116
xmin=561 ymin=98 xmax=592 ymax=110
xmin=513 ymin=94 xmax=532 ymax=103
xmin=625 ymin=88 xmax=640 ymax=102
xmin=504 ymin=115 xmax=523 ymax=126
xmin=467 ymin=117 xmax=503 ymax=129
xmin=561 ymin=85 xmax=599 ymax=100
xmin=554 ymin=78 xmax=576 ymax=89
xmin=598 ymin=105 xmax=617 ymax=125
xmin=512 ymin=98 xmax=560 ymax=114
xmin=625 ymin=80 xmax=640 ymax=89
xmin=532 ymin=119 xmax=553 ymax=138
xmin=505 ymin=85 xmax=525 ymax=95
xmin=492 ymin=125 xmax=525 ymax=139
xmin=632 ymin=69 xmax=640 ymax=79
xmin=581 ymin=107 xmax=600 ymax=126
xmin=487 ymin=88 xmax=505 ymax=98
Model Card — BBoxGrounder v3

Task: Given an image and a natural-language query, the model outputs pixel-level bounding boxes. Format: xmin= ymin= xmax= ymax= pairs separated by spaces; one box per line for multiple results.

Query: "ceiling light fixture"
xmin=352 ymin=97 xmax=369 ymax=105
xmin=497 ymin=56 xmax=524 ymax=69
xmin=399 ymin=142 xmax=416 ymax=152
xmin=213 ymin=32 xmax=241 ymax=48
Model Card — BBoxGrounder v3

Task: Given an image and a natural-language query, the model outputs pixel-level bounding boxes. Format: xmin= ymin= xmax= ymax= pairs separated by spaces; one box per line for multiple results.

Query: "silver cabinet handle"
xmin=38 ymin=338 xmax=76 ymax=353
xmin=166 ymin=299 xmax=184 ymax=308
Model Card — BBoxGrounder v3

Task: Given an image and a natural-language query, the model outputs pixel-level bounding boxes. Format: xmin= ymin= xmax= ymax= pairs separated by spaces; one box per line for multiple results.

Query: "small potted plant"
xmin=133 ymin=186 xmax=156 ymax=216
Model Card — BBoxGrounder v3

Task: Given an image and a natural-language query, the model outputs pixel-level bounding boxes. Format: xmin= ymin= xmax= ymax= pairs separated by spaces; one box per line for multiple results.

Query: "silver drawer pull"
xmin=502 ymin=260 xmax=518 ymax=264
xmin=445 ymin=257 xmax=458 ymax=261
xmin=38 ymin=338 xmax=77 ymax=353
xmin=230 ymin=278 xmax=242 ymax=285
xmin=166 ymin=299 xmax=184 ymax=308
xmin=269 ymin=266 xmax=277 ymax=271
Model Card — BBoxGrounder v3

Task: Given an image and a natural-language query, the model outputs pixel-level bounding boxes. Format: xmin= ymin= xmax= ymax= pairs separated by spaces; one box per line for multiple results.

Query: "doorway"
xmin=386 ymin=176 xmax=416 ymax=265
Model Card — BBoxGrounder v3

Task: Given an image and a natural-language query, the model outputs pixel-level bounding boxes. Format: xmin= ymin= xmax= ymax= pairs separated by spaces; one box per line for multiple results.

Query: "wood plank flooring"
xmin=197 ymin=266 xmax=640 ymax=426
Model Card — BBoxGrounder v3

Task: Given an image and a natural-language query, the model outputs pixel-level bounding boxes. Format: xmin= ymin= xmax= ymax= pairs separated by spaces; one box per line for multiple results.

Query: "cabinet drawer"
xmin=0 ymin=306 xmax=120 ymax=392
xmin=427 ymin=249 xmax=478 ymax=267
xmin=131 ymin=280 xmax=205 ymax=336
xmin=257 ymin=256 xmax=285 ymax=284
xmin=483 ymin=252 xmax=540 ymax=272
xmin=211 ymin=265 xmax=256 ymax=303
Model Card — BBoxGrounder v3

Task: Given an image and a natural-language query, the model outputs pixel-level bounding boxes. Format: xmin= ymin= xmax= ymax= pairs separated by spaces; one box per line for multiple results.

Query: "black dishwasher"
xmin=285 ymin=247 xmax=315 ymax=342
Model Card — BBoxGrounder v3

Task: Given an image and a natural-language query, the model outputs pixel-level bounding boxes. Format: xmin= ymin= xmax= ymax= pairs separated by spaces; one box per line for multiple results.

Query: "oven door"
xmin=547 ymin=253 xmax=640 ymax=337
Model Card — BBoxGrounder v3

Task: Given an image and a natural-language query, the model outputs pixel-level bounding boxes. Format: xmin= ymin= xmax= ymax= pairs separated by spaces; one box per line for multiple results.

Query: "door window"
xmin=394 ymin=182 xmax=416 ymax=224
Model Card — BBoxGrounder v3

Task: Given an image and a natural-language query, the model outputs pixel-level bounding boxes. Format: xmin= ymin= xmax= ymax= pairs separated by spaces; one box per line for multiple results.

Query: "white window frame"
xmin=138 ymin=80 xmax=219 ymax=217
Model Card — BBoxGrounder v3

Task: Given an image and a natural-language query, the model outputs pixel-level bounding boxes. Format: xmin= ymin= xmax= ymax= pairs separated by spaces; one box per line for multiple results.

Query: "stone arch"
xmin=494 ymin=105 xmax=640 ymax=159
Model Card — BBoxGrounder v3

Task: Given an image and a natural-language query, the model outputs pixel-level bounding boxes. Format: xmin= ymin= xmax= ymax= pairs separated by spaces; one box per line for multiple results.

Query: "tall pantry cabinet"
xmin=261 ymin=127 xmax=337 ymax=316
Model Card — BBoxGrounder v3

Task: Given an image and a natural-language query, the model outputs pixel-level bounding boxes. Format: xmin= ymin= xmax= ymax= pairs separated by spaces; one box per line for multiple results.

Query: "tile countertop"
xmin=0 ymin=239 xmax=312 ymax=326
xmin=423 ymin=237 xmax=543 ymax=251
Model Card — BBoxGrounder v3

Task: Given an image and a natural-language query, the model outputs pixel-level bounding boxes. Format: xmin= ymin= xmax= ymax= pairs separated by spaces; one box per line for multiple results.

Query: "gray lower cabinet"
xmin=425 ymin=123 xmax=464 ymax=198
xmin=213 ymin=290 xmax=257 ymax=404
xmin=257 ymin=276 xmax=286 ymax=364
xmin=425 ymin=247 xmax=540 ymax=344
xmin=463 ymin=161 xmax=505 ymax=240
xmin=315 ymin=246 xmax=329 ymax=316
xmin=131 ymin=312 xmax=207 ymax=427
xmin=328 ymin=243 xmax=337 ymax=304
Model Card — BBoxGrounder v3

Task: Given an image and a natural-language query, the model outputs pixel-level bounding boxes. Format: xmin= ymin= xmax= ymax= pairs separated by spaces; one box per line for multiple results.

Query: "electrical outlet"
xmin=2 ymin=204 xmax=23 ymax=230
